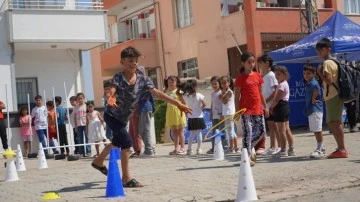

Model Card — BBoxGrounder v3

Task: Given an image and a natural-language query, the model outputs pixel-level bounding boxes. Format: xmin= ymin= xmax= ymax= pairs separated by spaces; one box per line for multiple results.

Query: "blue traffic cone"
xmin=115 ymin=148 xmax=120 ymax=160
xmin=105 ymin=148 xmax=125 ymax=198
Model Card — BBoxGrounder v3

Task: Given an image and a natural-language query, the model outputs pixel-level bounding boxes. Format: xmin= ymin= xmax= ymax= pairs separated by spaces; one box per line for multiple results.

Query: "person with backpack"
xmin=316 ymin=38 xmax=348 ymax=158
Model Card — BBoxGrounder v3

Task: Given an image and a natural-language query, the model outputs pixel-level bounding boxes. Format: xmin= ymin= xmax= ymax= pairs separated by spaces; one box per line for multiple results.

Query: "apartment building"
xmin=0 ymin=0 xmax=107 ymax=150
xmin=91 ymin=0 xmax=360 ymax=108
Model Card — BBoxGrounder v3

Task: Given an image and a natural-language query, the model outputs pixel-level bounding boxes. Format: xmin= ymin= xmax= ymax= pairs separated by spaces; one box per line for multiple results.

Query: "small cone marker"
xmin=37 ymin=143 xmax=48 ymax=169
xmin=106 ymin=148 xmax=125 ymax=198
xmin=235 ymin=148 xmax=258 ymax=202
xmin=3 ymin=149 xmax=19 ymax=182
xmin=213 ymin=129 xmax=224 ymax=161
xmin=16 ymin=144 xmax=26 ymax=171
xmin=42 ymin=192 xmax=61 ymax=200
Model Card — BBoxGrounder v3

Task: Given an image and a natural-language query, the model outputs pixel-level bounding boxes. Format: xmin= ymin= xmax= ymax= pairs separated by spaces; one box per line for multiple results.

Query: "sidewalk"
xmin=0 ymin=129 xmax=359 ymax=202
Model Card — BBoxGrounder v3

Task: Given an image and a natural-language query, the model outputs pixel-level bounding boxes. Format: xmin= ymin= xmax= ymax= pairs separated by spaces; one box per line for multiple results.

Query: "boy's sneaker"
xmin=328 ymin=149 xmax=349 ymax=158
xmin=196 ymin=149 xmax=203 ymax=155
xmin=186 ymin=150 xmax=194 ymax=155
xmin=287 ymin=148 xmax=296 ymax=156
xmin=235 ymin=147 xmax=241 ymax=153
xmin=310 ymin=150 xmax=325 ymax=158
xmin=206 ymin=149 xmax=214 ymax=154
xmin=226 ymin=147 xmax=233 ymax=154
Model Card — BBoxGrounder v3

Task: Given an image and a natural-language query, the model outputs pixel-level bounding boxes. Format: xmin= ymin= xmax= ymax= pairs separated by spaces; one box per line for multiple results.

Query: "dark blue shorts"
xmin=104 ymin=113 xmax=132 ymax=149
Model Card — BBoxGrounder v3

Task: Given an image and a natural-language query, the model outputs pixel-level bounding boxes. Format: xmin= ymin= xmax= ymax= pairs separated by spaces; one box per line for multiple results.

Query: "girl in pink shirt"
xmin=19 ymin=107 xmax=32 ymax=157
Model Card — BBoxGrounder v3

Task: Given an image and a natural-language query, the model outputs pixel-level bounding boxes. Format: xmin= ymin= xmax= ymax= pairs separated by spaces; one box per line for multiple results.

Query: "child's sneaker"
xmin=262 ymin=148 xmax=276 ymax=156
xmin=287 ymin=148 xmax=296 ymax=156
xmin=186 ymin=150 xmax=194 ymax=155
xmin=169 ymin=149 xmax=177 ymax=155
xmin=310 ymin=150 xmax=325 ymax=158
xmin=235 ymin=147 xmax=241 ymax=153
xmin=206 ymin=149 xmax=214 ymax=154
xmin=328 ymin=149 xmax=348 ymax=158
xmin=226 ymin=147 xmax=233 ymax=154
xmin=196 ymin=149 xmax=203 ymax=155
xmin=273 ymin=150 xmax=288 ymax=157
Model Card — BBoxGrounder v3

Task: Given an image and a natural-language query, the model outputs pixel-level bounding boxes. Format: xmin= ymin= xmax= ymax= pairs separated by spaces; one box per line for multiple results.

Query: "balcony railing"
xmin=1 ymin=0 xmax=103 ymax=11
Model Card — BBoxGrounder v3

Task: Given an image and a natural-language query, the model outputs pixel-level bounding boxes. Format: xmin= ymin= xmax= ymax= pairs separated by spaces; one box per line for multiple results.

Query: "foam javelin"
xmin=204 ymin=108 xmax=246 ymax=141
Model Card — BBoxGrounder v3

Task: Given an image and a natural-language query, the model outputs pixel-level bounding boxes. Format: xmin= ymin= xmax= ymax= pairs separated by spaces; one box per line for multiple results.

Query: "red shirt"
xmin=0 ymin=101 xmax=4 ymax=119
xmin=235 ymin=72 xmax=264 ymax=115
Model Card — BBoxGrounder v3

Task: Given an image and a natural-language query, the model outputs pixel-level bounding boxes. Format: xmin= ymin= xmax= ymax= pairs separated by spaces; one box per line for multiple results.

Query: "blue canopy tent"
xmin=270 ymin=11 xmax=360 ymax=63
xmin=268 ymin=11 xmax=360 ymax=126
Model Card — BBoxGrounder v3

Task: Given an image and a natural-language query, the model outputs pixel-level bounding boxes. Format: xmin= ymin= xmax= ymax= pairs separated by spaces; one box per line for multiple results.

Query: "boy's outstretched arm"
xmin=149 ymin=88 xmax=192 ymax=114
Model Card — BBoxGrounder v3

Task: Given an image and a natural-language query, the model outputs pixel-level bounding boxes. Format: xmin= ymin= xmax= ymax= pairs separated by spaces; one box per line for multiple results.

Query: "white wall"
xmin=10 ymin=10 xmax=107 ymax=42
xmin=0 ymin=11 xmax=15 ymax=112
xmin=15 ymin=49 xmax=83 ymax=107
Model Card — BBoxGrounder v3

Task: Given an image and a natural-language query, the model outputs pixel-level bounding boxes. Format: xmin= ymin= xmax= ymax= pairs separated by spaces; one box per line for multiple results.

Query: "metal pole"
xmin=64 ymin=82 xmax=75 ymax=155
xmin=43 ymin=90 xmax=50 ymax=153
xmin=27 ymin=93 xmax=34 ymax=153
xmin=5 ymin=84 xmax=11 ymax=149
xmin=52 ymin=87 xmax=60 ymax=147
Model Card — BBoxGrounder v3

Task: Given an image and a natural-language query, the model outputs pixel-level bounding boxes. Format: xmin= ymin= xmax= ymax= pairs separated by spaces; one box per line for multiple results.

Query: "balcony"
xmin=1 ymin=0 xmax=108 ymax=50
xmin=253 ymin=7 xmax=333 ymax=33
xmin=101 ymin=38 xmax=158 ymax=70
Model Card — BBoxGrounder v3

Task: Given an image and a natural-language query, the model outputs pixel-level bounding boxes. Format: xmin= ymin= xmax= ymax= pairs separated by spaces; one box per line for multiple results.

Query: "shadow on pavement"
xmin=349 ymin=160 xmax=360 ymax=163
xmin=43 ymin=181 xmax=106 ymax=193
xmin=256 ymin=155 xmax=327 ymax=163
xmin=176 ymin=164 xmax=240 ymax=171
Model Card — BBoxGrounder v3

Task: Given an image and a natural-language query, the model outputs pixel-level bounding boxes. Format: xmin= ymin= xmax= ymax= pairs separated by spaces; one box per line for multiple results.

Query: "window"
xmin=16 ymin=78 xmax=38 ymax=108
xmin=220 ymin=0 xmax=242 ymax=16
xmin=147 ymin=68 xmax=158 ymax=89
xmin=174 ymin=0 xmax=193 ymax=28
xmin=144 ymin=11 xmax=151 ymax=38
xmin=129 ymin=18 xmax=139 ymax=39
xmin=345 ymin=0 xmax=360 ymax=14
xmin=177 ymin=58 xmax=199 ymax=79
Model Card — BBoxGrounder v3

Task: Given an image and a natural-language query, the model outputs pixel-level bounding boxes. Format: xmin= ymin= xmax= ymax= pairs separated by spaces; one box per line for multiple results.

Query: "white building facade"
xmin=0 ymin=0 xmax=108 ymax=151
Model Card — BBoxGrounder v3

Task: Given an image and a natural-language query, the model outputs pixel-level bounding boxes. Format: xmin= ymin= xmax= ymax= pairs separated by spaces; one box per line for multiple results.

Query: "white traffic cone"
xmin=16 ymin=144 xmax=26 ymax=171
xmin=3 ymin=150 xmax=19 ymax=182
xmin=37 ymin=143 xmax=48 ymax=169
xmin=235 ymin=148 xmax=258 ymax=202
xmin=213 ymin=130 xmax=224 ymax=161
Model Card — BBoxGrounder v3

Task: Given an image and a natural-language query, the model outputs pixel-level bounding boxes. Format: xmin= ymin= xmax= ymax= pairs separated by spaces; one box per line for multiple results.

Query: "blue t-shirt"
xmin=56 ymin=106 xmax=67 ymax=125
xmin=304 ymin=77 xmax=323 ymax=116
xmin=105 ymin=72 xmax=155 ymax=123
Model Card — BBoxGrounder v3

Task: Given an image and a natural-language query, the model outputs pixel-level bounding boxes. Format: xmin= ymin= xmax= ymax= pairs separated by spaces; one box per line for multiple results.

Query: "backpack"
xmin=326 ymin=59 xmax=360 ymax=102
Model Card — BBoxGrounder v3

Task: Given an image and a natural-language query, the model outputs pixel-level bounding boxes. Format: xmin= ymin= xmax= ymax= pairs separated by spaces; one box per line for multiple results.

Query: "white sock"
xmin=316 ymin=142 xmax=323 ymax=151
xmin=188 ymin=131 xmax=196 ymax=151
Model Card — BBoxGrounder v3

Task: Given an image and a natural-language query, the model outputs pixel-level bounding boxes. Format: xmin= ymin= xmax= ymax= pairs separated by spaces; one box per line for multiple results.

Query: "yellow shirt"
xmin=322 ymin=60 xmax=339 ymax=101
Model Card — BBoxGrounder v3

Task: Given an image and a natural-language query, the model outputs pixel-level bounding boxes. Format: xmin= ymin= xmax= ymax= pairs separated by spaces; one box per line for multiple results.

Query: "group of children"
xmin=18 ymin=93 xmax=108 ymax=158
xmin=164 ymin=51 xmax=298 ymax=166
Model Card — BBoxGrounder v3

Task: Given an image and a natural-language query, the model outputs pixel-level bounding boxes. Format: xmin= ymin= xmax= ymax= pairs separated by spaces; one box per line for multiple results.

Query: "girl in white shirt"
xmin=181 ymin=79 xmax=206 ymax=155
xmin=220 ymin=76 xmax=238 ymax=153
